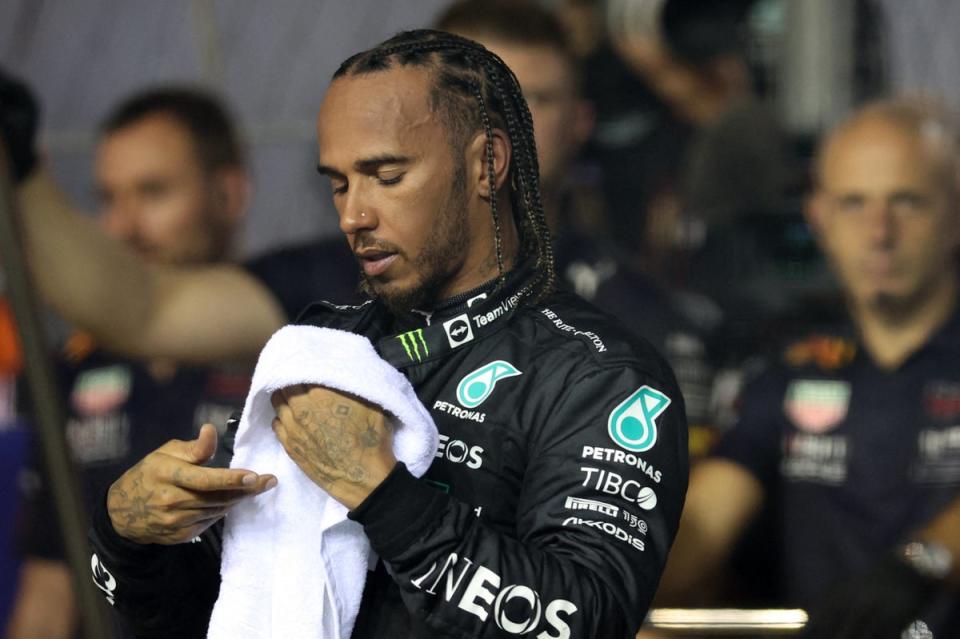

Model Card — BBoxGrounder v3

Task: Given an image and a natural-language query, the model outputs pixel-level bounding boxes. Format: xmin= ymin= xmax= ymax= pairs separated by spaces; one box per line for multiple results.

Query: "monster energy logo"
xmin=397 ymin=328 xmax=429 ymax=362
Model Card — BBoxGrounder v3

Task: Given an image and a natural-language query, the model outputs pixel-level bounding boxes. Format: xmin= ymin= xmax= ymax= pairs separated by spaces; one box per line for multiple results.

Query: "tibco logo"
xmin=579 ymin=467 xmax=658 ymax=510
xmin=411 ymin=553 xmax=578 ymax=638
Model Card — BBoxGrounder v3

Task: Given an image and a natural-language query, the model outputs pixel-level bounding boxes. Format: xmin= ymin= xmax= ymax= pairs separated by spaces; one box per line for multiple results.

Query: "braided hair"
xmin=333 ymin=29 xmax=556 ymax=303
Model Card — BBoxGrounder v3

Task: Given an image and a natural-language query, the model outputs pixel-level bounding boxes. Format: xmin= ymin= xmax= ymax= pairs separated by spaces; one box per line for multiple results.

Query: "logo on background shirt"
xmin=607 ymin=386 xmax=670 ymax=453
xmin=923 ymin=381 xmax=960 ymax=421
xmin=443 ymin=313 xmax=475 ymax=348
xmin=71 ymin=365 xmax=132 ymax=416
xmin=783 ymin=379 xmax=851 ymax=433
xmin=396 ymin=329 xmax=429 ymax=363
xmin=90 ymin=553 xmax=117 ymax=605
xmin=783 ymin=335 xmax=856 ymax=370
xmin=903 ymin=620 xmax=933 ymax=639
xmin=456 ymin=360 xmax=522 ymax=408
xmin=915 ymin=425 xmax=960 ymax=484
xmin=67 ymin=414 xmax=131 ymax=463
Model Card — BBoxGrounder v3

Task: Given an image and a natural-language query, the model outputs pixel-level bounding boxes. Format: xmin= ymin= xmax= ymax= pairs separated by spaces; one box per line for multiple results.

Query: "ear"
xmin=466 ymin=128 xmax=512 ymax=199
xmin=213 ymin=167 xmax=251 ymax=225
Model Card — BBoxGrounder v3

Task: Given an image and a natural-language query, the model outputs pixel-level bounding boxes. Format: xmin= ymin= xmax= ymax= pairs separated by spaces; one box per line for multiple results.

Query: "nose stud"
xmin=360 ymin=211 xmax=366 ymax=218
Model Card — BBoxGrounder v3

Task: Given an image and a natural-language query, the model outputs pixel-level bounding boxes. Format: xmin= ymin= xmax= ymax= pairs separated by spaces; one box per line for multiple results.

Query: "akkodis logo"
xmin=456 ymin=360 xmax=521 ymax=408
xmin=608 ymin=386 xmax=671 ymax=452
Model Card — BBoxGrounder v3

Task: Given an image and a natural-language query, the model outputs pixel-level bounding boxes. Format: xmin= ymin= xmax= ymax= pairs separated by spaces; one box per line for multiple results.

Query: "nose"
xmin=338 ymin=187 xmax=377 ymax=236
xmin=101 ymin=200 xmax=139 ymax=243
xmin=867 ymin=202 xmax=897 ymax=248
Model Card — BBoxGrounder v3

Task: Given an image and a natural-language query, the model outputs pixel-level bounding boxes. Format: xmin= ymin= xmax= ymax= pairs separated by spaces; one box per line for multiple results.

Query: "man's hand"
xmin=800 ymin=554 xmax=940 ymax=639
xmin=270 ymin=384 xmax=397 ymax=510
xmin=0 ymin=67 xmax=39 ymax=183
xmin=107 ymin=423 xmax=277 ymax=545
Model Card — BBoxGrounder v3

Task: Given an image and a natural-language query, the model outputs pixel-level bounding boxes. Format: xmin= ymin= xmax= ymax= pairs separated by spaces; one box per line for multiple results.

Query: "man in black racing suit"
xmin=88 ymin=30 xmax=688 ymax=638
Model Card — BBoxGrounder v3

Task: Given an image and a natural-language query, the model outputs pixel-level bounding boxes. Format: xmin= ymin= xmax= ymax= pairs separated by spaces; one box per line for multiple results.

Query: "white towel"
xmin=207 ymin=325 xmax=438 ymax=639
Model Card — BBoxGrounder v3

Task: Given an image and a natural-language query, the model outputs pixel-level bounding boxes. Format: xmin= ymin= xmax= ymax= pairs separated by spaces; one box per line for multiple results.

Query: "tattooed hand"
xmin=107 ymin=423 xmax=278 ymax=545
xmin=270 ymin=384 xmax=396 ymax=510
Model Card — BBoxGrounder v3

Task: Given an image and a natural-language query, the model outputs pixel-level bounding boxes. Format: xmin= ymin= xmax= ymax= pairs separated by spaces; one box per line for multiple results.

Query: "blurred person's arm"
xmin=800 ymin=492 xmax=960 ymax=638
xmin=5 ymin=559 xmax=77 ymax=639
xmin=655 ymin=458 xmax=764 ymax=601
xmin=915 ymin=492 xmax=960 ymax=583
xmin=18 ymin=169 xmax=285 ymax=364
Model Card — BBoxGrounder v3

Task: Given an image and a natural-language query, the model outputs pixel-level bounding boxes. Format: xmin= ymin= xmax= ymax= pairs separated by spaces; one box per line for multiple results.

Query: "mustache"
xmin=352 ymin=232 xmax=402 ymax=256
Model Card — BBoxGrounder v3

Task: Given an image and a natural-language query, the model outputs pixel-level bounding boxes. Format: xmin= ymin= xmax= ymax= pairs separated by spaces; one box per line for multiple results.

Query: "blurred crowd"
xmin=1 ymin=0 xmax=959 ymax=638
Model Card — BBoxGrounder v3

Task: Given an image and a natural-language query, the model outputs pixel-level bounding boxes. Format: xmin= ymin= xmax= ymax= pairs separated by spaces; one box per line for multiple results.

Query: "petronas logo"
xmin=397 ymin=328 xmax=429 ymax=362
xmin=456 ymin=360 xmax=522 ymax=408
xmin=608 ymin=386 xmax=671 ymax=452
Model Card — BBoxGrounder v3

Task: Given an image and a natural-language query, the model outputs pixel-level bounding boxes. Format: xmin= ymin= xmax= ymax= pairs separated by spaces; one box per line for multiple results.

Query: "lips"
xmin=862 ymin=257 xmax=899 ymax=279
xmin=356 ymin=249 xmax=398 ymax=277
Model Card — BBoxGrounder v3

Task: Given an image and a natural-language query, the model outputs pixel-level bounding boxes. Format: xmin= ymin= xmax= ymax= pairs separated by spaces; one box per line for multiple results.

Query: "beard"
xmin=358 ymin=161 xmax=470 ymax=314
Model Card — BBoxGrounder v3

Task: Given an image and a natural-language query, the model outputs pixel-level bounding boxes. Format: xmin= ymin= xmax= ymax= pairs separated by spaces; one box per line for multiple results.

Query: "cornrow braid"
xmin=472 ymin=84 xmax=505 ymax=282
xmin=333 ymin=29 xmax=557 ymax=304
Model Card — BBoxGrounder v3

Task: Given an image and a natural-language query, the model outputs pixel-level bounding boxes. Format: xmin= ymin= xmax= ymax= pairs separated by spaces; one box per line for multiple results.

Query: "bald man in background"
xmin=654 ymin=99 xmax=960 ymax=638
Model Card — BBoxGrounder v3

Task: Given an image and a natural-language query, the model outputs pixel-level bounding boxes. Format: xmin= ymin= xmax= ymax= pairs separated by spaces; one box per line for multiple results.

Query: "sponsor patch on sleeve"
xmin=608 ymin=385 xmax=671 ymax=453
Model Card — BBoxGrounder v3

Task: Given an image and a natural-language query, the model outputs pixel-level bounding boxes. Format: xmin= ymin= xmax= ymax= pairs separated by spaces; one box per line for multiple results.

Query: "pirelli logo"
xmin=564 ymin=496 xmax=619 ymax=517
xmin=397 ymin=328 xmax=429 ymax=362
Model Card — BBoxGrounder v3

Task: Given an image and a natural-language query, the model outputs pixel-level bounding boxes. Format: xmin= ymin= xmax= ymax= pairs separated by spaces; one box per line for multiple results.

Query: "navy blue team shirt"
xmin=714 ymin=308 xmax=960 ymax=634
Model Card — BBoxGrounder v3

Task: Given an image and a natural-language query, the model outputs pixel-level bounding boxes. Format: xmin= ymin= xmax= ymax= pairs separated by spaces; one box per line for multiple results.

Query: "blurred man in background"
xmin=0 ymin=70 xmax=359 ymax=367
xmin=436 ymin=0 xmax=595 ymax=242
xmin=655 ymin=99 xmax=960 ymax=638
xmin=5 ymin=86 xmax=260 ymax=639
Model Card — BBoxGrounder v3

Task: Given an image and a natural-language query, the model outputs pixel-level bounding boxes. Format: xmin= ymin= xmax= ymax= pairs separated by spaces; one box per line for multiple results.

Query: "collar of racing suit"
xmin=377 ymin=259 xmax=538 ymax=369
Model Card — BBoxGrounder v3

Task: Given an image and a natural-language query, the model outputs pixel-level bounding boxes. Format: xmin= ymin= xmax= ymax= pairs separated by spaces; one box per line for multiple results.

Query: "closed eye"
xmin=377 ymin=173 xmax=404 ymax=186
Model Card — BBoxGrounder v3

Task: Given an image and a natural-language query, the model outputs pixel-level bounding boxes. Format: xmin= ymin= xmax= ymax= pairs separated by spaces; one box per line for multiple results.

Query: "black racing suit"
xmin=89 ymin=264 xmax=689 ymax=638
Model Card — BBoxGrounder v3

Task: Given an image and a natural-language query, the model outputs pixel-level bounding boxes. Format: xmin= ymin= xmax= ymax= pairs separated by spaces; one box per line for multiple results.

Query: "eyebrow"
xmin=316 ymin=154 xmax=411 ymax=178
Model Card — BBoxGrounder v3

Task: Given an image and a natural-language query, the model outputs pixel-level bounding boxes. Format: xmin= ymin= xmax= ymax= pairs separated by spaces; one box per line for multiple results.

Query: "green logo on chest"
xmin=456 ymin=360 xmax=522 ymax=408
xmin=397 ymin=329 xmax=429 ymax=362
